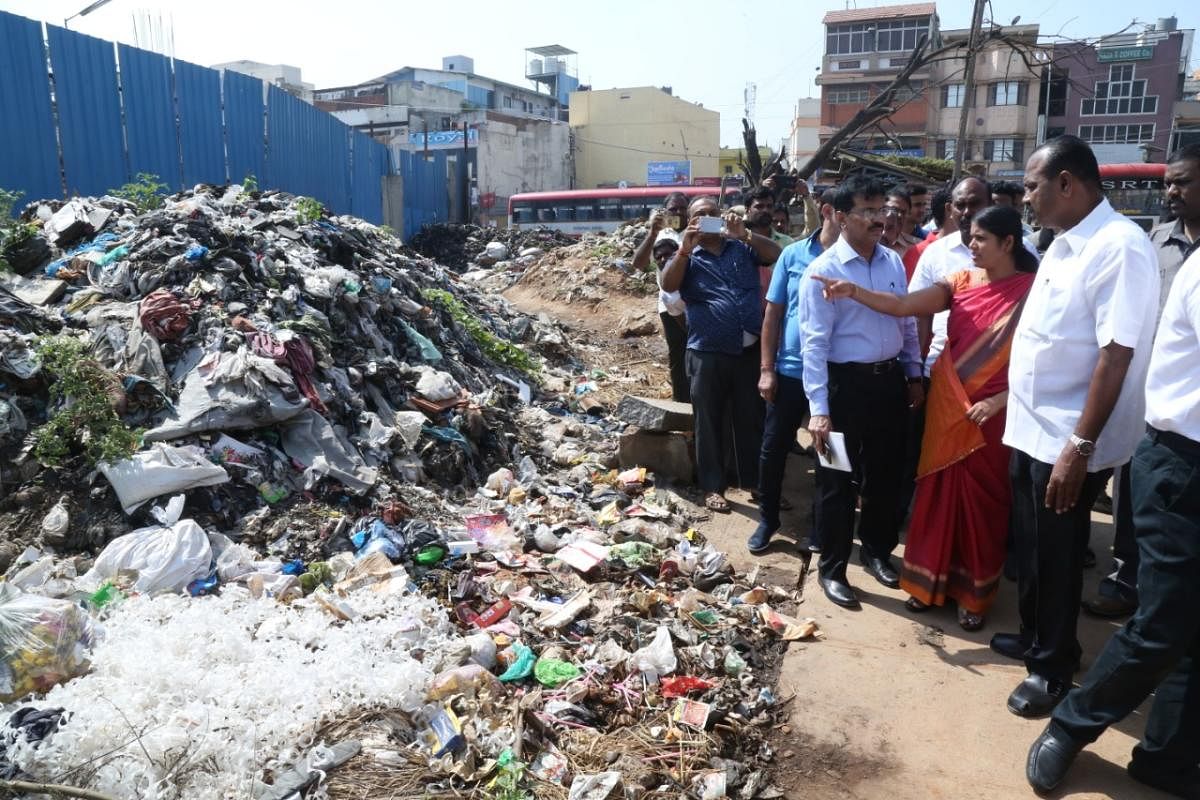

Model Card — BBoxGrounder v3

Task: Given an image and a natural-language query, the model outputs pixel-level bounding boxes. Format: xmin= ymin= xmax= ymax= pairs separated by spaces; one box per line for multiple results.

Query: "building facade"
xmin=212 ymin=60 xmax=313 ymax=102
xmin=927 ymin=24 xmax=1044 ymax=179
xmin=788 ymin=98 xmax=821 ymax=167
xmin=1044 ymin=21 xmax=1193 ymax=164
xmin=568 ymin=87 xmax=720 ymax=188
xmin=817 ymin=3 xmax=939 ymax=157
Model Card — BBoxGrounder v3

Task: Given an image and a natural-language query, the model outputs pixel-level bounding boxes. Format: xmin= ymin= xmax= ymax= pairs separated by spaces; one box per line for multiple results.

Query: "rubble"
xmin=408 ymin=223 xmax=575 ymax=272
xmin=0 ymin=188 xmax=809 ymax=799
xmin=616 ymin=395 xmax=695 ymax=433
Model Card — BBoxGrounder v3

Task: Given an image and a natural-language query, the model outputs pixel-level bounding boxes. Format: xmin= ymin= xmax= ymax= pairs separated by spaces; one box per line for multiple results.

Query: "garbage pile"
xmin=409 ymin=223 xmax=575 ymax=272
xmin=0 ymin=190 xmax=813 ymax=799
xmin=503 ymin=222 xmax=659 ymax=306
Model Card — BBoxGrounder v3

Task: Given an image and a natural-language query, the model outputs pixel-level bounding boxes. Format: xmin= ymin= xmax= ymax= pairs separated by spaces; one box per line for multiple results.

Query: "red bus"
xmin=508 ymin=186 xmax=738 ymax=234
xmin=1100 ymin=163 xmax=1166 ymax=231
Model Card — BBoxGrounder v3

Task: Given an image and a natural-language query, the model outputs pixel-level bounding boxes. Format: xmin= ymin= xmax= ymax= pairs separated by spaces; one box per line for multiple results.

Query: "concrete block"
xmin=615 ymin=395 xmax=694 ymax=432
xmin=619 ymin=429 xmax=694 ymax=484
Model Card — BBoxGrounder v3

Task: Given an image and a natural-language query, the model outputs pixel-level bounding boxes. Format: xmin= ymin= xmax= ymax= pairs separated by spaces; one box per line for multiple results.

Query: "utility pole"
xmin=953 ymin=0 xmax=986 ymax=183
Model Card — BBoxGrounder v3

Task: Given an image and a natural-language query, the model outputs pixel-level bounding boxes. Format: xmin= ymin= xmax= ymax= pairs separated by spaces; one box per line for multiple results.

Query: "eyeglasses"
xmin=848 ymin=207 xmax=887 ymax=219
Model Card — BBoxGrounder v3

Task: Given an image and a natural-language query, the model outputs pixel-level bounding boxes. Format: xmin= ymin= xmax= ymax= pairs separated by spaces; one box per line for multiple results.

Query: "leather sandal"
xmin=705 ymin=493 xmax=730 ymax=513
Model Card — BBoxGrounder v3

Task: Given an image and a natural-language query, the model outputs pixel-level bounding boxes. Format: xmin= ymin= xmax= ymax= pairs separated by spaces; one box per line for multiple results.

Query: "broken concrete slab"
xmin=618 ymin=429 xmax=694 ymax=484
xmin=618 ymin=311 xmax=657 ymax=338
xmin=615 ymin=395 xmax=693 ymax=433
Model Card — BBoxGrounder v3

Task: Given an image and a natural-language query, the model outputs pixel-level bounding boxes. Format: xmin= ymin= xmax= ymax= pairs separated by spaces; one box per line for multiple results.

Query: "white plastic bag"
xmin=0 ymin=583 xmax=94 ymax=702
xmin=627 ymin=625 xmax=677 ymax=682
xmin=83 ymin=496 xmax=213 ymax=594
xmin=414 ymin=367 xmax=461 ymax=402
xmin=101 ymin=443 xmax=230 ymax=514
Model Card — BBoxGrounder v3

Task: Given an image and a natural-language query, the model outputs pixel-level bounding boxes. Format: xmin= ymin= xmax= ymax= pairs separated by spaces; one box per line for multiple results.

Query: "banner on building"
xmin=647 ymin=160 xmax=691 ymax=186
xmin=408 ymin=128 xmax=479 ymax=150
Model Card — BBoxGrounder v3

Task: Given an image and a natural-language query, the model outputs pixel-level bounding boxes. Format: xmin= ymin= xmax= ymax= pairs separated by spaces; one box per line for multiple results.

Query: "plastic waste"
xmin=427 ymin=663 xmax=503 ymax=700
xmin=101 ymin=443 xmax=230 ymax=514
xmin=534 ymin=657 xmax=581 ymax=688
xmin=464 ymin=632 xmax=497 ymax=670
xmin=0 ymin=582 xmax=94 ymax=702
xmin=82 ymin=495 xmax=213 ymax=594
xmin=628 ymin=625 xmax=677 ymax=682
xmin=498 ymin=642 xmax=536 ymax=682
xmin=568 ymin=772 xmax=622 ymax=800
xmin=40 ymin=496 xmax=70 ymax=544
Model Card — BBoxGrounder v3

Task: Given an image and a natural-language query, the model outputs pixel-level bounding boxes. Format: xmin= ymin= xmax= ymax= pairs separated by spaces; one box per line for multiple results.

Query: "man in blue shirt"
xmin=661 ymin=196 xmax=782 ymax=512
xmin=800 ymin=176 xmax=924 ymax=608
xmin=749 ymin=189 xmax=839 ymax=553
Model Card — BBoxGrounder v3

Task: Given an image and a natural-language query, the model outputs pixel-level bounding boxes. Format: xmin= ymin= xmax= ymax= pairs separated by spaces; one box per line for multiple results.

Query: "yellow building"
xmin=718 ymin=146 xmax=773 ymax=182
xmin=569 ymin=87 xmax=719 ymax=188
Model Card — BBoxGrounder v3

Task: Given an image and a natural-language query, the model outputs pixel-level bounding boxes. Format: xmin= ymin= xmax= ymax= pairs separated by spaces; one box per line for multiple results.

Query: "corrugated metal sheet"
xmin=174 ymin=59 xmax=225 ymax=187
xmin=400 ymin=150 xmax=449 ymax=236
xmin=0 ymin=11 xmax=61 ymax=208
xmin=47 ymin=24 xmax=126 ymax=197
xmin=351 ymin=131 xmax=388 ymax=224
xmin=118 ymin=44 xmax=180 ymax=189
xmin=266 ymin=85 xmax=352 ymax=214
xmin=223 ymin=69 xmax=265 ymax=187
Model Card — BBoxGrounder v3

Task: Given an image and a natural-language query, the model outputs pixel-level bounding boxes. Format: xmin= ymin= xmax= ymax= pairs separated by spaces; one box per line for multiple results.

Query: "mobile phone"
xmin=698 ymin=216 xmax=724 ymax=234
xmin=663 ymin=214 xmax=681 ymax=230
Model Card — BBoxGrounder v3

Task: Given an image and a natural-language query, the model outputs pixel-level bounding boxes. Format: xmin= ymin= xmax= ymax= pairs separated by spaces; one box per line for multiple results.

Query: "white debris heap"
xmin=1 ymin=586 xmax=462 ymax=799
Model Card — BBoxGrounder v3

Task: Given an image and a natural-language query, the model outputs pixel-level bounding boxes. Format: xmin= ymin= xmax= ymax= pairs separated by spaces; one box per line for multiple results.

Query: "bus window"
xmin=575 ymin=204 xmax=595 ymax=221
xmin=537 ymin=205 xmax=556 ymax=222
xmin=511 ymin=203 xmax=535 ymax=223
xmin=554 ymin=205 xmax=575 ymax=221
xmin=597 ymin=198 xmax=622 ymax=220
xmin=622 ymin=201 xmax=646 ymax=220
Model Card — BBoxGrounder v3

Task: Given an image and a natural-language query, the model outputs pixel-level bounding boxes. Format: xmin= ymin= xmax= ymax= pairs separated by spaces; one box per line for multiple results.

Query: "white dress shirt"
xmin=1004 ymin=199 xmax=1160 ymax=470
xmin=1145 ymin=249 xmax=1200 ymax=442
xmin=910 ymin=232 xmax=1040 ymax=376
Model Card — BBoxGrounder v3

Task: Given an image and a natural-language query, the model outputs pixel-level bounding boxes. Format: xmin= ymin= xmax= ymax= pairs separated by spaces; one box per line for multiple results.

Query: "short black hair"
xmin=1033 ymin=134 xmax=1100 ymax=187
xmin=972 ymin=206 xmax=1038 ymax=273
xmin=886 ymin=186 xmax=911 ymax=207
xmin=929 ymin=187 xmax=952 ymax=227
xmin=652 ymin=237 xmax=679 ymax=254
xmin=746 ymin=186 xmax=776 ymax=205
xmin=816 ymin=187 xmax=837 ymax=206
xmin=831 ymin=176 xmax=885 ymax=213
xmin=1168 ymin=143 xmax=1200 ymax=166
xmin=989 ymin=180 xmax=1023 ymax=201
xmin=663 ymin=191 xmax=688 ymax=208
xmin=773 ymin=203 xmax=789 ymax=219
xmin=906 ymin=184 xmax=928 ymax=198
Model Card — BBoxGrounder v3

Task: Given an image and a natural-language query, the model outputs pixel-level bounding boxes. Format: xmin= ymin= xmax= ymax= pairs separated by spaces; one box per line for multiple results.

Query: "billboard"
xmin=647 ymin=160 xmax=691 ymax=186
xmin=408 ymin=128 xmax=478 ymax=150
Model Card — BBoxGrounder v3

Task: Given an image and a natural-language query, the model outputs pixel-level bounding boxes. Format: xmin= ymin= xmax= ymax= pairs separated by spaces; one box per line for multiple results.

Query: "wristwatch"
xmin=1069 ymin=434 xmax=1095 ymax=457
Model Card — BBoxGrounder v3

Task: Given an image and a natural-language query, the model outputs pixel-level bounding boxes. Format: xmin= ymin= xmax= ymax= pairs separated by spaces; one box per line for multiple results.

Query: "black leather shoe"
xmin=1026 ymin=725 xmax=1085 ymax=794
xmin=819 ymin=576 xmax=860 ymax=609
xmin=1128 ymin=759 xmax=1200 ymax=799
xmin=990 ymin=632 xmax=1031 ymax=661
xmin=1008 ymin=674 xmax=1068 ymax=718
xmin=1082 ymin=593 xmax=1138 ymax=619
xmin=747 ymin=521 xmax=775 ymax=554
xmin=860 ymin=554 xmax=900 ymax=588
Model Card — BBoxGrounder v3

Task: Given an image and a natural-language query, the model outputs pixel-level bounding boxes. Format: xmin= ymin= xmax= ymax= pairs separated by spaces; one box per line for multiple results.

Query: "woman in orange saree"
xmin=811 ymin=205 xmax=1038 ymax=630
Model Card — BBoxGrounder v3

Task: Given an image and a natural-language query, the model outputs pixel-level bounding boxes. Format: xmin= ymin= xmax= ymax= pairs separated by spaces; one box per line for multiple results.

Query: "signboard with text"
xmin=647 ymin=160 xmax=691 ymax=186
xmin=408 ymin=128 xmax=479 ymax=149
xmin=1097 ymin=46 xmax=1154 ymax=62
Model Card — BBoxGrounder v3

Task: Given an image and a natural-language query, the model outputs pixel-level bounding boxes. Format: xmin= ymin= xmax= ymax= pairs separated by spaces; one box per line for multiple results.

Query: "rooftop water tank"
xmin=1158 ymin=16 xmax=1177 ymax=32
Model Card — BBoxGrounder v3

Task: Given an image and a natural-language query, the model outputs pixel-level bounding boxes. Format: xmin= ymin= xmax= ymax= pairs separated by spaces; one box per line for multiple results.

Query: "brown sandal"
xmin=705 ymin=493 xmax=731 ymax=513
xmin=958 ymin=607 xmax=985 ymax=632
xmin=905 ymin=597 xmax=931 ymax=613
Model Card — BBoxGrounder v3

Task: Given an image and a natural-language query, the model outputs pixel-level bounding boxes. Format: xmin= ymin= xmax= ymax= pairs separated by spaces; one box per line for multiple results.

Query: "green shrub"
xmin=422 ymin=289 xmax=538 ymax=376
xmin=110 ymin=173 xmax=168 ymax=213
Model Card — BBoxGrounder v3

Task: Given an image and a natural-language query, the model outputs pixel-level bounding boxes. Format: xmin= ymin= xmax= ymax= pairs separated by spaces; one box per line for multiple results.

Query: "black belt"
xmin=829 ymin=359 xmax=901 ymax=376
xmin=1146 ymin=425 xmax=1200 ymax=458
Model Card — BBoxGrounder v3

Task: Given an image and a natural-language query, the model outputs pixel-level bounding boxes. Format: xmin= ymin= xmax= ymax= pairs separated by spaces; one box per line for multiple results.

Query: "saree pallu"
xmin=900 ymin=270 xmax=1036 ymax=614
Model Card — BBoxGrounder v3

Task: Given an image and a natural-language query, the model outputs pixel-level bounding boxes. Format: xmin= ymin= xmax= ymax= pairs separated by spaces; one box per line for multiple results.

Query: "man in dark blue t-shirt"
xmin=661 ymin=196 xmax=781 ymax=512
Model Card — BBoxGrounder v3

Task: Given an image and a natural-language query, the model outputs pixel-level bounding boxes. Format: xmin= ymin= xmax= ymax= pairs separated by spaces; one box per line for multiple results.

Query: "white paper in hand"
xmin=817 ymin=431 xmax=852 ymax=472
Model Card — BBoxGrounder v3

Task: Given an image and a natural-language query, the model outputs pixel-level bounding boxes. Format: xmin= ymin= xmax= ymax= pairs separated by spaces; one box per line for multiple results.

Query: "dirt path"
xmin=507 ymin=287 xmax=1166 ymax=800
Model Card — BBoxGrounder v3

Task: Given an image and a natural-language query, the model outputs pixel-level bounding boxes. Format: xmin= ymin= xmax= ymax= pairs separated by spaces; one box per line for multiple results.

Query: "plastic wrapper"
xmin=0 ymin=584 xmax=94 ymax=702
xmin=628 ymin=625 xmax=677 ymax=681
xmin=534 ymin=657 xmax=581 ymax=688
xmin=427 ymin=663 xmax=503 ymax=700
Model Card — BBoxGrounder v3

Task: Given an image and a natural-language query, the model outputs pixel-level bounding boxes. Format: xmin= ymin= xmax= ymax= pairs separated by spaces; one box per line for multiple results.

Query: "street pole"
xmin=953 ymin=0 xmax=986 ymax=183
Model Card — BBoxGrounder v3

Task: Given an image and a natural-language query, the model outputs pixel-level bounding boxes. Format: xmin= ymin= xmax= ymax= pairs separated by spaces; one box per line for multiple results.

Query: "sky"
xmin=2 ymin=0 xmax=1197 ymax=152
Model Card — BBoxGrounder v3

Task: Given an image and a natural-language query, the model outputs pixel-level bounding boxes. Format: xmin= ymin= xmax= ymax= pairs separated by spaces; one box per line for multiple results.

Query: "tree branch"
xmin=0 ymin=779 xmax=119 ymax=800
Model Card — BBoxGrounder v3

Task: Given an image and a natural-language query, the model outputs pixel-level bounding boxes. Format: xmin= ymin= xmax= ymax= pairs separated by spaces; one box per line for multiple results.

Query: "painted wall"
xmin=569 ymin=87 xmax=719 ymax=187
xmin=476 ymin=112 xmax=571 ymax=221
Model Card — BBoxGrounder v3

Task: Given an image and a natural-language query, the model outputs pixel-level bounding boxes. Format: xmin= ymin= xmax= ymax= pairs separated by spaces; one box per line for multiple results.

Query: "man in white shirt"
xmin=1026 ymin=246 xmax=1200 ymax=798
xmin=993 ymin=136 xmax=1160 ymax=718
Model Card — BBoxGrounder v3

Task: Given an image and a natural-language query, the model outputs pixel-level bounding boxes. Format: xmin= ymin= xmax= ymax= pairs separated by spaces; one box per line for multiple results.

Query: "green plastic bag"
xmin=609 ymin=541 xmax=661 ymax=568
xmin=533 ymin=657 xmax=581 ymax=688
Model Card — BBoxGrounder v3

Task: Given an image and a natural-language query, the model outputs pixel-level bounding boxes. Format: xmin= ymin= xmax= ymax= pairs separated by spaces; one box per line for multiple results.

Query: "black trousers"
xmin=686 ymin=346 xmax=763 ymax=494
xmin=757 ymin=373 xmax=809 ymax=532
xmin=814 ymin=363 xmax=907 ymax=580
xmin=1051 ymin=430 xmax=1200 ymax=777
xmin=660 ymin=312 xmax=689 ymax=404
xmin=895 ymin=377 xmax=929 ymax=523
xmin=1099 ymin=462 xmax=1139 ymax=602
xmin=1010 ymin=449 xmax=1111 ymax=682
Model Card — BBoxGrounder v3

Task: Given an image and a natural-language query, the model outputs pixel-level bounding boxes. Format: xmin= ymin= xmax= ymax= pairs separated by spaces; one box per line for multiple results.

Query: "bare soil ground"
xmin=507 ymin=286 xmax=1169 ymax=800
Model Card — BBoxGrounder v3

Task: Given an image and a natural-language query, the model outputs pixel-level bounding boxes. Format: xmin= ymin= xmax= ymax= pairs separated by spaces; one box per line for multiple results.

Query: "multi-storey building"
xmin=1043 ymin=18 xmax=1193 ymax=164
xmin=817 ymin=2 xmax=939 ymax=157
xmin=927 ymin=24 xmax=1044 ymax=179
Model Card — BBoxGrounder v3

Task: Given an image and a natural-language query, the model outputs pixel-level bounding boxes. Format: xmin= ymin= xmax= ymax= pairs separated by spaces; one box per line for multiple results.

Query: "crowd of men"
xmin=633 ymin=136 xmax=1200 ymax=798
